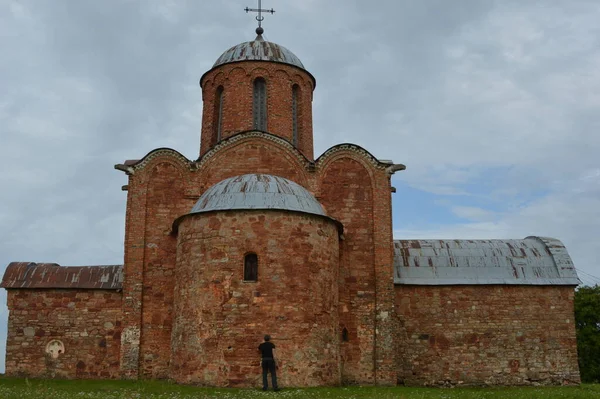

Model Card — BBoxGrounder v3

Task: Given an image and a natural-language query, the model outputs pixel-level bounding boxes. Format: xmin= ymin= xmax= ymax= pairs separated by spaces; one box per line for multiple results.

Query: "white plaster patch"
xmin=121 ymin=326 xmax=141 ymax=346
xmin=45 ymin=340 xmax=65 ymax=359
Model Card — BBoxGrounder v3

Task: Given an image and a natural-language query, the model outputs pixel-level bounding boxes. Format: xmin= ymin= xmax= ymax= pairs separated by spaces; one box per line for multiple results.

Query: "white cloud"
xmin=451 ymin=206 xmax=498 ymax=222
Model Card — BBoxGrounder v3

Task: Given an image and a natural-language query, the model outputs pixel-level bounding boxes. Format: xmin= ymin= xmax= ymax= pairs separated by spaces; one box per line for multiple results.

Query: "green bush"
xmin=575 ymin=285 xmax=600 ymax=383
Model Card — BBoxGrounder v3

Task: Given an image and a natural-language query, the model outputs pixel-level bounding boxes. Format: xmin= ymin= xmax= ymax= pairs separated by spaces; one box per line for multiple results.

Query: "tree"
xmin=574 ymin=285 xmax=600 ymax=382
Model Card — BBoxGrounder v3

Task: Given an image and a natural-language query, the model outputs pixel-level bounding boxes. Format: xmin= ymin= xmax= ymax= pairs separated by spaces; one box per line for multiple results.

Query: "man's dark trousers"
xmin=261 ymin=358 xmax=278 ymax=390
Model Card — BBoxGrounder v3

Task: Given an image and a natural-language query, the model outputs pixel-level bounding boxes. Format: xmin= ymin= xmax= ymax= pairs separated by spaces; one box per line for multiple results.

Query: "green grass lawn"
xmin=0 ymin=378 xmax=598 ymax=399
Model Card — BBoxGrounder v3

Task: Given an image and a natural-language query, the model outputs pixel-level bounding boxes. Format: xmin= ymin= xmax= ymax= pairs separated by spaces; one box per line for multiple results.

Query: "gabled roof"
xmin=1 ymin=262 xmax=123 ymax=290
xmin=394 ymin=237 xmax=579 ymax=286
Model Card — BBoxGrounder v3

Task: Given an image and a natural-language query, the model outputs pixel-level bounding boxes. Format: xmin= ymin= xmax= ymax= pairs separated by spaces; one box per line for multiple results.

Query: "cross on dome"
xmin=244 ymin=0 xmax=275 ymax=35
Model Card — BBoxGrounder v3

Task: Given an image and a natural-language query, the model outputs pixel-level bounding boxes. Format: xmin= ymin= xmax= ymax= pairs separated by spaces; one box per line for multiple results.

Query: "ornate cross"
xmin=245 ymin=0 xmax=275 ymax=34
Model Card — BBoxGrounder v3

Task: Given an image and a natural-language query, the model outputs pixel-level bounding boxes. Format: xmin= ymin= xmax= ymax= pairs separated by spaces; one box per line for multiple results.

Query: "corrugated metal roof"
xmin=394 ymin=237 xmax=579 ymax=286
xmin=189 ymin=174 xmax=326 ymax=217
xmin=1 ymin=262 xmax=123 ymax=290
xmin=213 ymin=35 xmax=305 ymax=70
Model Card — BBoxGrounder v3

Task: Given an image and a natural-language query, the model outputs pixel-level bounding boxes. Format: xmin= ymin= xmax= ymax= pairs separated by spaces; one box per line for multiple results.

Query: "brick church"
xmin=2 ymin=24 xmax=581 ymax=387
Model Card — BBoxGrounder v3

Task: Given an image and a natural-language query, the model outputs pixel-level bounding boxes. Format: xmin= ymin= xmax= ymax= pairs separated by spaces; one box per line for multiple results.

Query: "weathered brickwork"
xmin=4 ymin=289 xmax=122 ymax=379
xmin=138 ymin=162 xmax=191 ymax=379
xmin=171 ymin=210 xmax=340 ymax=387
xmin=395 ymin=285 xmax=580 ymax=386
xmin=316 ymin=154 xmax=396 ymax=385
xmin=197 ymin=135 xmax=310 ymax=190
xmin=200 ymin=62 xmax=315 ymax=159
xmin=319 ymin=157 xmax=376 ymax=384
xmin=119 ymin=138 xmax=311 ymax=380
xmin=115 ymin=134 xmax=393 ymax=386
xmin=371 ymin=173 xmax=397 ymax=385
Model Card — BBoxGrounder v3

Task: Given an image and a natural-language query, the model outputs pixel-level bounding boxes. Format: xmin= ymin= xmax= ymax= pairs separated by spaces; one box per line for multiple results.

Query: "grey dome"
xmin=213 ymin=35 xmax=305 ymax=70
xmin=190 ymin=174 xmax=325 ymax=216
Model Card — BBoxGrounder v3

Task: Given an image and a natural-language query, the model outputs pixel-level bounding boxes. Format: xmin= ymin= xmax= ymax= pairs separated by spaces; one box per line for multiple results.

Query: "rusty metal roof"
xmin=1 ymin=262 xmax=123 ymax=290
xmin=394 ymin=236 xmax=579 ymax=286
xmin=213 ymin=34 xmax=305 ymax=70
xmin=190 ymin=174 xmax=326 ymax=217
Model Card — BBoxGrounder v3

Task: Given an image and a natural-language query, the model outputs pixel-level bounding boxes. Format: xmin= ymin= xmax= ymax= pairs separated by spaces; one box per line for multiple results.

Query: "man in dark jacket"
xmin=258 ymin=334 xmax=279 ymax=391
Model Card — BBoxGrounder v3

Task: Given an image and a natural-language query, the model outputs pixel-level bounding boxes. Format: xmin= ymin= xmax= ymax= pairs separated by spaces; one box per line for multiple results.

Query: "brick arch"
xmin=292 ymin=72 xmax=312 ymax=90
xmin=202 ymin=70 xmax=226 ymax=92
xmin=194 ymin=135 xmax=310 ymax=193
xmin=211 ymin=71 xmax=226 ymax=87
xmin=131 ymin=150 xmax=192 ymax=184
xmin=317 ymin=154 xmax=375 ymax=224
xmin=248 ymin=66 xmax=271 ymax=80
xmin=197 ymin=130 xmax=311 ymax=169
xmin=273 ymin=68 xmax=292 ymax=81
xmin=316 ymin=151 xmax=377 ymax=197
xmin=317 ymin=143 xmax=385 ymax=171
xmin=225 ymin=66 xmax=247 ymax=80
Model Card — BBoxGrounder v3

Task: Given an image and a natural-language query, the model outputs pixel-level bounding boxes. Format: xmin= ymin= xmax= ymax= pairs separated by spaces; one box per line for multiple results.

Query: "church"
xmin=1 ymin=19 xmax=581 ymax=387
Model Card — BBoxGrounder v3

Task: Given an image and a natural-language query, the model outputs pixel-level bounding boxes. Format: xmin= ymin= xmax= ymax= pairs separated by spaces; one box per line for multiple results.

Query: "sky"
xmin=1 ymin=0 xmax=599 ymax=373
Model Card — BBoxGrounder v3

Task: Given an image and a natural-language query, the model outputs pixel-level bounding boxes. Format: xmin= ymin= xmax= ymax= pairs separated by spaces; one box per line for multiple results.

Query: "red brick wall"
xmin=317 ymin=154 xmax=395 ymax=384
xmin=200 ymin=62 xmax=315 ymax=159
xmin=120 ymin=139 xmax=314 ymax=380
xmin=120 ymin=156 xmax=195 ymax=379
xmin=4 ymin=289 xmax=122 ymax=378
xmin=120 ymin=141 xmax=394 ymax=385
xmin=197 ymin=135 xmax=310 ymax=191
xmin=395 ymin=285 xmax=580 ymax=386
xmin=138 ymin=162 xmax=190 ymax=378
xmin=371 ymin=169 xmax=396 ymax=385
xmin=171 ymin=210 xmax=340 ymax=387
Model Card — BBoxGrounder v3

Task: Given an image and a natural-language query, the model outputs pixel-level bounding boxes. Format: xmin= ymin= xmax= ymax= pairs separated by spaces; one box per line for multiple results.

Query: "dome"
xmin=213 ymin=35 xmax=305 ymax=70
xmin=190 ymin=174 xmax=325 ymax=216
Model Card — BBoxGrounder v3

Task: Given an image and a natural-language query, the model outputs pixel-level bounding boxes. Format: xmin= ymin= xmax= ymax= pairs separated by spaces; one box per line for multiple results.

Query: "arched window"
xmin=342 ymin=327 xmax=349 ymax=342
xmin=244 ymin=253 xmax=258 ymax=281
xmin=292 ymin=84 xmax=300 ymax=146
xmin=253 ymin=78 xmax=267 ymax=130
xmin=213 ymin=86 xmax=224 ymax=144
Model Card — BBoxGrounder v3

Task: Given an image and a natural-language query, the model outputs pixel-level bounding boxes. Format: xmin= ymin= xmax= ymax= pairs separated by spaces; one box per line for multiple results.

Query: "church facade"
xmin=1 ymin=29 xmax=581 ymax=387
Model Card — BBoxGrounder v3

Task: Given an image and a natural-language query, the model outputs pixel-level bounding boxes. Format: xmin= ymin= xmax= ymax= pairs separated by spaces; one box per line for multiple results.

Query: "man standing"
xmin=258 ymin=334 xmax=279 ymax=391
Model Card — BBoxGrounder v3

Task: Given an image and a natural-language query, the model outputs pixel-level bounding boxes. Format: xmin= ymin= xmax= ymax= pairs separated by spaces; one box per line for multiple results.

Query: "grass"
xmin=0 ymin=378 xmax=598 ymax=399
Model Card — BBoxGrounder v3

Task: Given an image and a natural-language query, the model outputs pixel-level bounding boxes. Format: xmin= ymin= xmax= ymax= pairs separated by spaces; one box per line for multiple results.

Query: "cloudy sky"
xmin=1 ymin=0 xmax=599 ymax=372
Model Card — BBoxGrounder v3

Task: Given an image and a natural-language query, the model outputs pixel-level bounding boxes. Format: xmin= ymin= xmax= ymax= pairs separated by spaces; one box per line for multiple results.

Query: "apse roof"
xmin=190 ymin=174 xmax=326 ymax=217
xmin=213 ymin=34 xmax=305 ymax=70
xmin=394 ymin=237 xmax=579 ymax=286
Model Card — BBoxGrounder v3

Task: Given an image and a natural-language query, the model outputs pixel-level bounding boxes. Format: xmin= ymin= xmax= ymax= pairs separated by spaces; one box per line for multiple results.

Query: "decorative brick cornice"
xmin=316 ymin=143 xmax=406 ymax=175
xmin=116 ymin=138 xmax=405 ymax=177
xmin=115 ymin=148 xmax=194 ymax=175
xmin=197 ymin=130 xmax=313 ymax=171
xmin=200 ymin=59 xmax=316 ymax=89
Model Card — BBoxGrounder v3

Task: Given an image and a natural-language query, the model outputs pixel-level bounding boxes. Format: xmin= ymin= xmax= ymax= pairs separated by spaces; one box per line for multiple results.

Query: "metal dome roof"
xmin=213 ymin=35 xmax=305 ymax=70
xmin=190 ymin=174 xmax=325 ymax=216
